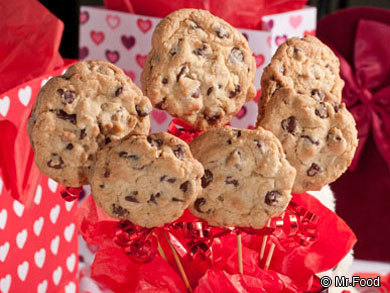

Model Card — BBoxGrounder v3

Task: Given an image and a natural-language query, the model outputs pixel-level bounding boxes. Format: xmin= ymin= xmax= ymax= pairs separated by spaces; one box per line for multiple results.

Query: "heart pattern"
xmin=124 ymin=70 xmax=136 ymax=81
xmin=105 ymin=50 xmax=120 ymax=63
xmin=137 ymin=18 xmax=152 ymax=33
xmin=90 ymin=30 xmax=105 ymax=45
xmin=105 ymin=15 xmax=121 ymax=30
xmin=80 ymin=11 xmax=89 ymax=24
xmin=0 ymin=96 xmax=10 ymax=117
xmin=236 ymin=106 xmax=247 ymax=119
xmin=121 ymin=35 xmax=136 ymax=50
xmin=79 ymin=47 xmax=89 ymax=60
xmin=0 ymin=63 xmax=78 ymax=292
xmin=18 ymin=86 xmax=32 ymax=106
xmin=253 ymin=53 xmax=265 ymax=68
xmin=136 ymin=54 xmax=146 ymax=68
xmin=151 ymin=109 xmax=167 ymax=125
xmin=289 ymin=15 xmax=303 ymax=29
xmin=275 ymin=35 xmax=288 ymax=46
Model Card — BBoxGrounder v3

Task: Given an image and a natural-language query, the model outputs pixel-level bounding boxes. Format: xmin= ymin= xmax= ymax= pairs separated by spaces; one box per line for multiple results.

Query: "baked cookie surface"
xmin=28 ymin=60 xmax=152 ymax=186
xmin=258 ymin=35 xmax=343 ymax=121
xmin=189 ymin=126 xmax=295 ymax=229
xmin=141 ymin=9 xmax=256 ymax=130
xmin=259 ymin=87 xmax=358 ymax=193
xmin=90 ymin=132 xmax=204 ymax=228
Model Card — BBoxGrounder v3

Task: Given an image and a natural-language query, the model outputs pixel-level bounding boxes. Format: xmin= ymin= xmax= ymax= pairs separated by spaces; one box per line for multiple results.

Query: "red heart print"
xmin=266 ymin=19 xmax=274 ymax=30
xmin=247 ymin=124 xmax=254 ymax=129
xmin=80 ymin=11 xmax=89 ymax=24
xmin=106 ymin=14 xmax=121 ymax=30
xmin=289 ymin=15 xmax=303 ymax=29
xmin=121 ymin=35 xmax=136 ymax=50
xmin=304 ymin=29 xmax=316 ymax=36
xmin=105 ymin=50 xmax=120 ymax=63
xmin=90 ymin=31 xmax=105 ymax=45
xmin=136 ymin=54 xmax=146 ymax=68
xmin=275 ymin=35 xmax=287 ymax=46
xmin=79 ymin=47 xmax=89 ymax=60
xmin=236 ymin=105 xmax=247 ymax=119
xmin=266 ymin=36 xmax=272 ymax=48
xmin=253 ymin=53 xmax=265 ymax=68
xmin=242 ymin=33 xmax=249 ymax=41
xmin=124 ymin=70 xmax=136 ymax=81
xmin=137 ymin=18 xmax=152 ymax=33
xmin=151 ymin=109 xmax=167 ymax=125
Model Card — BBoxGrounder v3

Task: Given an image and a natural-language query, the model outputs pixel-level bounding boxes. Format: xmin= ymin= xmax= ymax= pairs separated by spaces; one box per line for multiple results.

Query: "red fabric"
xmin=77 ymin=193 xmax=356 ymax=292
xmin=317 ymin=7 xmax=390 ymax=262
xmin=0 ymin=0 xmax=64 ymax=93
xmin=104 ymin=0 xmax=308 ymax=29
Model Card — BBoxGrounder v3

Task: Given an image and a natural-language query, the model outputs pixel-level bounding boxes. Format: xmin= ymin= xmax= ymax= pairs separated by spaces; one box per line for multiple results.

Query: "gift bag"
xmin=78 ymin=3 xmax=316 ymax=132
xmin=0 ymin=1 xmax=79 ymax=292
xmin=0 ymin=62 xmax=79 ymax=293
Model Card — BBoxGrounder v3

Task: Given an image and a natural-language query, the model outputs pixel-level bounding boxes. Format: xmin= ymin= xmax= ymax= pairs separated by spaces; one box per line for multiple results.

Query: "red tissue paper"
xmin=77 ymin=192 xmax=356 ymax=292
xmin=317 ymin=7 xmax=390 ymax=262
xmin=103 ymin=0 xmax=309 ymax=29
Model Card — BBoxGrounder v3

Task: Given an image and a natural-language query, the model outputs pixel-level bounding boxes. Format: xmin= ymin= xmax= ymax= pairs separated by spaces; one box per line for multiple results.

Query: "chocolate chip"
xmin=147 ymin=137 xmax=163 ymax=148
xmin=115 ymin=86 xmax=123 ymax=97
xmin=334 ymin=104 xmax=340 ymax=113
xmin=180 ymin=181 xmax=190 ymax=193
xmin=311 ymin=89 xmax=325 ymax=102
xmin=103 ymin=170 xmax=110 ymax=177
xmin=307 ymin=163 xmax=322 ymax=176
xmin=201 ymin=170 xmax=213 ymax=188
xmin=99 ymin=183 xmax=105 ymax=188
xmin=118 ymin=151 xmax=139 ymax=160
xmin=172 ymin=197 xmax=184 ymax=202
xmin=147 ymin=192 xmax=161 ymax=204
xmin=66 ymin=143 xmax=73 ymax=150
xmin=229 ymin=85 xmax=241 ymax=98
xmin=301 ymin=135 xmax=320 ymax=145
xmin=160 ymin=175 xmax=166 ymax=181
xmin=56 ymin=110 xmax=76 ymax=125
xmin=125 ymin=195 xmax=139 ymax=203
xmin=194 ymin=198 xmax=207 ymax=213
xmin=105 ymin=137 xmax=111 ymax=145
xmin=176 ymin=66 xmax=188 ymax=82
xmin=265 ymin=191 xmax=281 ymax=206
xmin=155 ymin=97 xmax=166 ymax=110
xmin=254 ymin=139 xmax=264 ymax=150
xmin=167 ymin=178 xmax=176 ymax=183
xmin=47 ymin=153 xmax=64 ymax=169
xmin=225 ymin=176 xmax=239 ymax=187
xmin=191 ymin=88 xmax=200 ymax=98
xmin=162 ymin=77 xmax=168 ymax=84
xmin=281 ymin=116 xmax=297 ymax=133
xmin=57 ymin=89 xmax=76 ymax=104
xmin=207 ymin=87 xmax=213 ymax=96
xmin=173 ymin=145 xmax=185 ymax=160
xmin=112 ymin=204 xmax=129 ymax=216
xmin=227 ymin=139 xmax=232 ymax=144
xmin=315 ymin=102 xmax=329 ymax=118
xmin=206 ymin=114 xmax=220 ymax=124
xmin=230 ymin=48 xmax=243 ymax=64
xmin=235 ymin=130 xmax=241 ymax=138
xmin=80 ymin=128 xmax=87 ymax=139
xmin=193 ymin=44 xmax=207 ymax=56
xmin=135 ymin=104 xmax=149 ymax=117
xmin=215 ymin=26 xmax=229 ymax=38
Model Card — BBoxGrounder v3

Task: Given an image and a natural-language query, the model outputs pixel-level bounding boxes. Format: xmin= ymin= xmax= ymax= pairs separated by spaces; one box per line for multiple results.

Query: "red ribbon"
xmin=167 ymin=118 xmax=203 ymax=144
xmin=334 ymin=19 xmax=390 ymax=170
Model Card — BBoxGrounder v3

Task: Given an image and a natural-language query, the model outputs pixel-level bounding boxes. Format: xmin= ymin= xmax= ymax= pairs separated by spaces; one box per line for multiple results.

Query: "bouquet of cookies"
xmin=27 ymin=8 xmax=358 ymax=292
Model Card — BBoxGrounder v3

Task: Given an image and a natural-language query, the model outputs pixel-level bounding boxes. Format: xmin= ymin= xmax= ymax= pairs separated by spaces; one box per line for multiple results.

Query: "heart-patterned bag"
xmin=0 ymin=61 xmax=79 ymax=293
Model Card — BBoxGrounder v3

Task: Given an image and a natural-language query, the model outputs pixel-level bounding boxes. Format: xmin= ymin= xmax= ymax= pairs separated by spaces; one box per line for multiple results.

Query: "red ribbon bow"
xmin=336 ymin=19 xmax=390 ymax=170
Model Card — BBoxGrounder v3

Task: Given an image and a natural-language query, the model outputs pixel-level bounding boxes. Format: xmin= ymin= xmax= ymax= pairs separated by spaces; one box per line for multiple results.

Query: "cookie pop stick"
xmin=259 ymin=219 xmax=271 ymax=261
xmin=189 ymin=127 xmax=296 ymax=275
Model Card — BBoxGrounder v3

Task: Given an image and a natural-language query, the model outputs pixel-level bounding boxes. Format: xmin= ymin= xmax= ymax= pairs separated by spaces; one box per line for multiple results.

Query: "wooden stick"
xmin=163 ymin=232 xmax=192 ymax=292
xmin=157 ymin=240 xmax=167 ymax=261
xmin=259 ymin=219 xmax=271 ymax=261
xmin=237 ymin=233 xmax=243 ymax=274
xmin=264 ymin=243 xmax=275 ymax=270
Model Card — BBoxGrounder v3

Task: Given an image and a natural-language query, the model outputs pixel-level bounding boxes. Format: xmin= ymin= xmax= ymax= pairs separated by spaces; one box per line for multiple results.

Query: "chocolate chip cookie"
xmin=189 ymin=126 xmax=296 ymax=229
xmin=28 ymin=60 xmax=152 ymax=187
xmin=258 ymin=35 xmax=344 ymax=120
xmin=90 ymin=132 xmax=204 ymax=228
xmin=259 ymin=87 xmax=357 ymax=193
xmin=141 ymin=9 xmax=256 ymax=130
